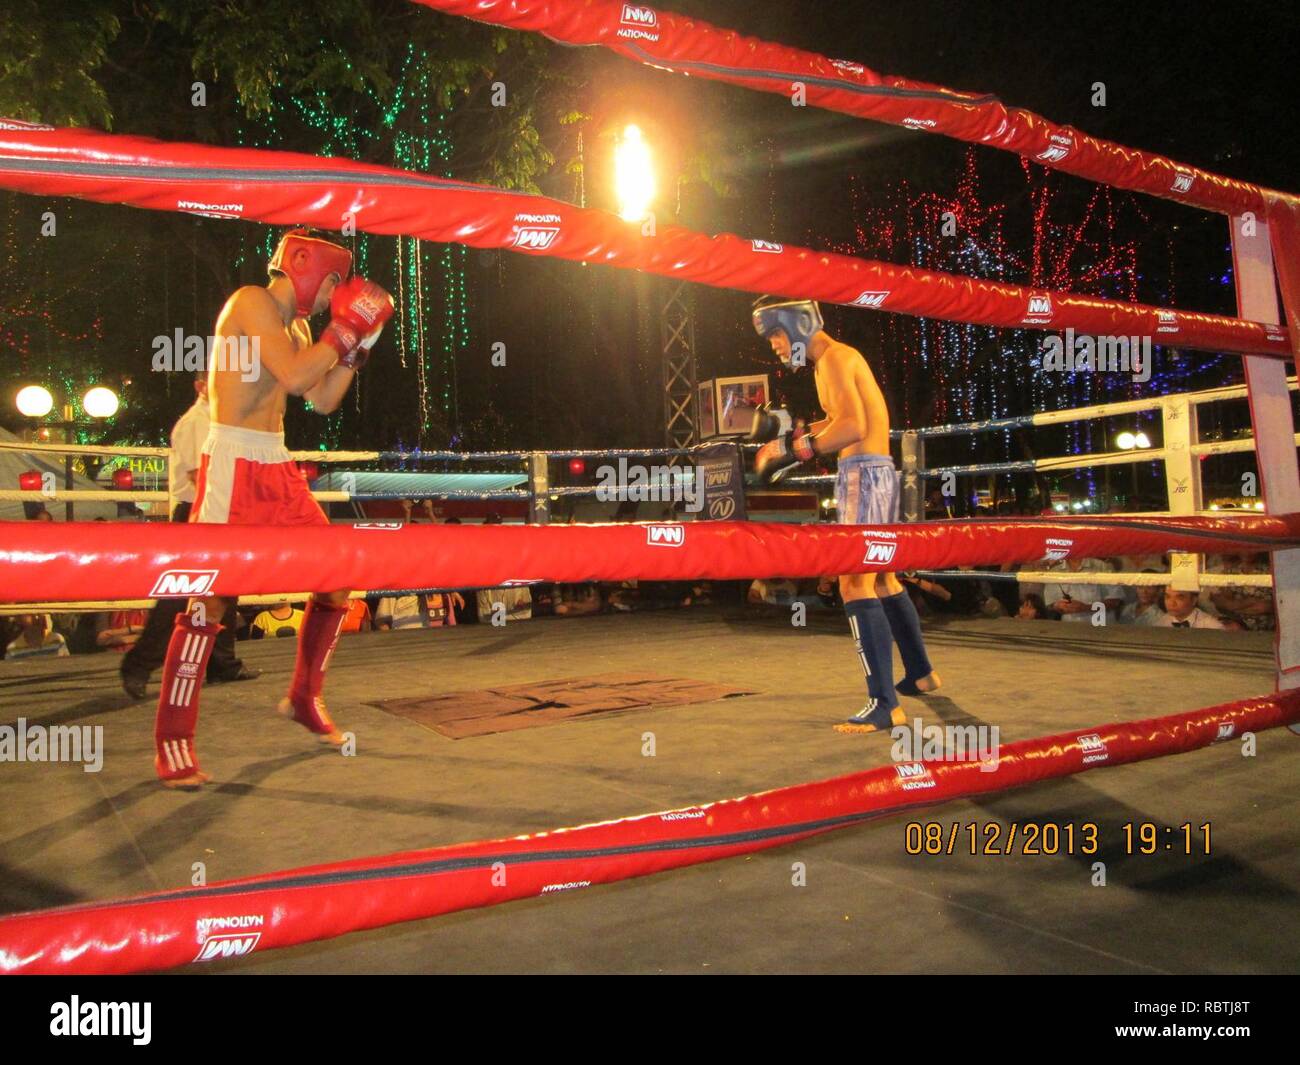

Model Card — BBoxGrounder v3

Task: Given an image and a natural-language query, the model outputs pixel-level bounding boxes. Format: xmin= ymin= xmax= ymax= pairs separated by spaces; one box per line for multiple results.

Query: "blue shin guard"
xmin=842 ymin=598 xmax=899 ymax=727
xmin=881 ymin=590 xmax=934 ymax=695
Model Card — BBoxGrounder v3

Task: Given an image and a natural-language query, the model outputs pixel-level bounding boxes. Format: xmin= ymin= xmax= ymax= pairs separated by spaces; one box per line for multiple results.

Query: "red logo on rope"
xmin=149 ymin=570 xmax=219 ymax=598
xmin=646 ymin=524 xmax=685 ymax=547
xmin=862 ymin=540 xmax=897 ymax=565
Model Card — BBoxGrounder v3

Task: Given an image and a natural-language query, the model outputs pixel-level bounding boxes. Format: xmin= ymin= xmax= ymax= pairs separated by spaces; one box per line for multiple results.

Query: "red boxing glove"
xmin=320 ymin=277 xmax=395 ymax=368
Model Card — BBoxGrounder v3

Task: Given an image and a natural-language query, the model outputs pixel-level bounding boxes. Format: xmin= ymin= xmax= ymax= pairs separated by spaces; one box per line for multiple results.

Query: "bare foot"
xmin=834 ymin=706 xmax=907 ymax=735
xmin=914 ymin=671 xmax=942 ymax=694
xmin=159 ymin=769 xmax=211 ymax=790
xmin=277 ymin=698 xmax=347 ymax=747
xmin=833 ymin=722 xmax=890 ymax=735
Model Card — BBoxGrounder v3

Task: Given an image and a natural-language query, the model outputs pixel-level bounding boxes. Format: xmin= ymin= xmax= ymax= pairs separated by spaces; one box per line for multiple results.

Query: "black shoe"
xmin=121 ymin=670 xmax=148 ymax=700
xmin=209 ymin=664 xmax=262 ymax=684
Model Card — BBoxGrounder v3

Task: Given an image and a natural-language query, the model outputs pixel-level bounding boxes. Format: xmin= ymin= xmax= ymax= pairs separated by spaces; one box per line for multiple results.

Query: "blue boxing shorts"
xmin=835 ymin=452 xmax=900 ymax=525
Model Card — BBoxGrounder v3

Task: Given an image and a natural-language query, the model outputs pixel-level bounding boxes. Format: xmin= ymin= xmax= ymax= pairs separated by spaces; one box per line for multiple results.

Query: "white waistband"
xmin=207 ymin=423 xmax=286 ymax=447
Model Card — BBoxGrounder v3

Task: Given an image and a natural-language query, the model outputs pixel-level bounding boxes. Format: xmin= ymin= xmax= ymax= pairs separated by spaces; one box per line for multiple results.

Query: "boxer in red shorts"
xmin=154 ymin=228 xmax=394 ymax=788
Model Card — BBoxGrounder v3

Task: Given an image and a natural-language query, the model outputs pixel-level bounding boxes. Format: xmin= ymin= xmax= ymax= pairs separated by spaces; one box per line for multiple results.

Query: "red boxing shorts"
xmin=191 ymin=423 xmax=328 ymax=526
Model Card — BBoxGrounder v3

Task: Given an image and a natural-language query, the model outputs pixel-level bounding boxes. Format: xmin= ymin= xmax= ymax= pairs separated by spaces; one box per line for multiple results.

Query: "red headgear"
xmin=268 ymin=228 xmax=353 ymax=316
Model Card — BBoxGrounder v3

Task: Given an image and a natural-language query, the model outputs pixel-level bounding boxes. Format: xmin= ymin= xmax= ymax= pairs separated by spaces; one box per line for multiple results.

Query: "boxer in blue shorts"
xmin=748 ymin=296 xmax=941 ymax=733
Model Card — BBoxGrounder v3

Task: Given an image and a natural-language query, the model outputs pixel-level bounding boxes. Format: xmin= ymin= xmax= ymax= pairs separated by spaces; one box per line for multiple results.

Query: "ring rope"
xmin=408 ymin=0 xmax=1299 ymax=218
xmin=0 ymin=123 xmax=1287 ymax=357
xmin=2 ymin=690 xmax=1294 ymax=974
xmin=3 ymin=515 xmax=1298 ymax=604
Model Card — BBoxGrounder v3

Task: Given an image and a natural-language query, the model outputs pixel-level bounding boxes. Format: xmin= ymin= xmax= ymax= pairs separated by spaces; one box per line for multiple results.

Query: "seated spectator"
xmin=96 ymin=609 xmax=148 ymax=652
xmin=473 ymin=513 xmax=532 ymax=621
xmin=925 ymin=488 xmax=955 ymax=519
xmin=555 ymin=583 xmax=603 ymax=616
xmin=0 ymin=615 xmax=18 ymax=658
xmin=903 ymin=568 xmax=985 ymax=617
xmin=682 ymin=581 xmax=714 ymax=607
xmin=251 ymin=601 xmax=306 ymax=639
xmin=340 ymin=597 xmax=372 ymax=634
xmin=399 ymin=498 xmax=437 ymax=523
xmin=972 ymin=569 xmax=1011 ymax=618
xmin=1152 ymin=589 xmax=1223 ymax=630
xmin=1042 ymin=557 xmax=1124 ymax=624
xmin=1119 ymin=577 xmax=1164 ymax=625
xmin=530 ymin=583 xmax=558 ymax=617
xmin=377 ymin=593 xmax=464 ymax=629
xmin=474 ymin=586 xmax=531 ymax=623
xmin=605 ymin=580 xmax=640 ymax=612
xmin=984 ymin=563 xmax=1020 ymax=617
xmin=817 ymin=576 xmax=842 ymax=610
xmin=5 ymin=614 xmax=69 ymax=660
xmin=66 ymin=613 xmax=104 ymax=655
xmin=234 ymin=606 xmax=260 ymax=641
xmin=747 ymin=578 xmax=799 ymax=606
xmin=1016 ymin=593 xmax=1047 ymax=620
xmin=1206 ymin=553 xmax=1275 ymax=632
xmin=48 ymin=612 xmax=80 ymax=647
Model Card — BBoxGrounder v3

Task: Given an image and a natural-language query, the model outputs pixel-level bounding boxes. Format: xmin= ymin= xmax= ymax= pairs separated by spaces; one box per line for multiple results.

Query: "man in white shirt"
xmin=1152 ymin=589 xmax=1224 ymax=629
xmin=1042 ymin=557 xmax=1125 ymax=624
xmin=121 ymin=371 xmax=258 ymax=697
xmin=166 ymin=372 xmax=210 ymax=514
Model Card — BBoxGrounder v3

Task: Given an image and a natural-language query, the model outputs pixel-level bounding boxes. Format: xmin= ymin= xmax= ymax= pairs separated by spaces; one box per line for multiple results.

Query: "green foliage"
xmin=163 ymin=0 xmax=394 ymax=117
xmin=0 ymin=0 xmax=120 ymax=127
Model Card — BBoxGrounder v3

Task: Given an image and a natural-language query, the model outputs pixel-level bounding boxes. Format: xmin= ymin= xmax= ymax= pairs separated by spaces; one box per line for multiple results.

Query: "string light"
xmin=832 ymin=149 xmax=1221 ymax=489
xmin=236 ymin=43 xmax=466 ymax=447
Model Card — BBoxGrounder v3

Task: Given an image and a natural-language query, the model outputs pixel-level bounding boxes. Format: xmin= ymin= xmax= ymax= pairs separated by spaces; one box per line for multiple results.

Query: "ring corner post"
xmin=528 ymin=451 xmax=550 ymax=525
xmin=1231 ymin=208 xmax=1300 ymax=700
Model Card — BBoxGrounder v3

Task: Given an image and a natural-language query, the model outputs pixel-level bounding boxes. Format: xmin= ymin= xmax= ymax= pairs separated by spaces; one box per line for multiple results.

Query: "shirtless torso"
xmin=808 ymin=337 xmax=890 ymax=459
xmin=210 ymin=284 xmax=353 ymax=430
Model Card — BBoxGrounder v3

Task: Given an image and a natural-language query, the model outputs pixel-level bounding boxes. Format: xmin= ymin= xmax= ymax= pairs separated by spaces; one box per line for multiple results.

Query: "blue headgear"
xmin=752 ymin=297 xmax=824 ymax=364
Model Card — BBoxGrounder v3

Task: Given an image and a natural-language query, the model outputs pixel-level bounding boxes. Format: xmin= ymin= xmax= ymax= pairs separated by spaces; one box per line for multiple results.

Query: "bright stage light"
xmin=615 ymin=124 xmax=655 ymax=222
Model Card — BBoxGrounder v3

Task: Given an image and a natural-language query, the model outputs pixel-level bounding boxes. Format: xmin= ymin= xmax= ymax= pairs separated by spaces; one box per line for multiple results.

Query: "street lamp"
xmin=16 ymin=385 xmax=54 ymax=418
xmin=1114 ymin=429 xmax=1151 ymax=510
xmin=1115 ymin=431 xmax=1151 ymax=451
xmin=13 ymin=384 xmax=122 ymax=520
xmin=83 ymin=386 xmax=120 ymax=419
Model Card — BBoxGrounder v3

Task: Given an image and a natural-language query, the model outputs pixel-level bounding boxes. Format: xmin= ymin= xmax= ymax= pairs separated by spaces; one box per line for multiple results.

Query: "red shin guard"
xmin=283 ymin=600 xmax=348 ymax=735
xmin=154 ymin=613 xmax=221 ymax=782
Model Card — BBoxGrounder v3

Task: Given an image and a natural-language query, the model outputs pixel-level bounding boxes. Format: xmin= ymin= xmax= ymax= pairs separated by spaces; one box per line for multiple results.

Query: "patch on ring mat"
xmin=370 ymin=672 xmax=756 ymax=738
